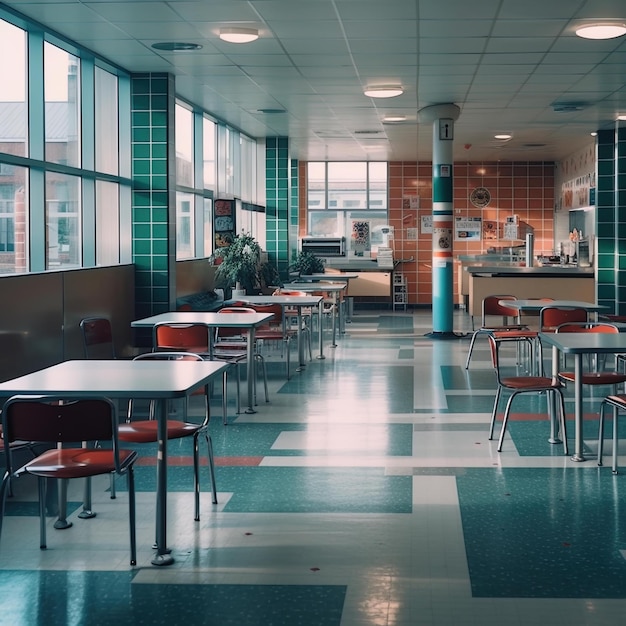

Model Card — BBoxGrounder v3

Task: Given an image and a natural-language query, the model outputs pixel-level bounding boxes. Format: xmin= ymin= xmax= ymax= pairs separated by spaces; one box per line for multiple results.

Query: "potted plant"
xmin=289 ymin=250 xmax=325 ymax=276
xmin=213 ymin=233 xmax=281 ymax=295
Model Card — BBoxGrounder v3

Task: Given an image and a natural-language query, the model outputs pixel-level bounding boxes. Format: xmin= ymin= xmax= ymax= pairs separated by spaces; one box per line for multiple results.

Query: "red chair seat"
xmin=559 ymin=371 xmax=626 ymax=386
xmin=118 ymin=419 xmax=202 ymax=443
xmin=500 ymin=376 xmax=561 ymax=390
xmin=23 ymin=448 xmax=136 ymax=479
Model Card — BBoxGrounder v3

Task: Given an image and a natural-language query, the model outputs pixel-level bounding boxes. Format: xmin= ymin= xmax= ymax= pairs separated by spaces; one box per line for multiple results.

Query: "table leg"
xmin=296 ymin=308 xmax=305 ymax=371
xmin=244 ymin=327 xmax=257 ymax=414
xmin=548 ymin=345 xmax=562 ymax=444
xmin=316 ymin=300 xmax=325 ymax=360
xmin=571 ymin=353 xmax=586 ymax=462
xmin=331 ymin=295 xmax=338 ymax=348
xmin=152 ymin=399 xmax=174 ymax=566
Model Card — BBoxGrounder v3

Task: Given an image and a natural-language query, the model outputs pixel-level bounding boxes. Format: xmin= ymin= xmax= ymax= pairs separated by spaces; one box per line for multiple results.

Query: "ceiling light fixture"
xmin=363 ymin=86 xmax=404 ymax=98
xmin=152 ymin=42 xmax=202 ymax=51
xmin=494 ymin=134 xmax=512 ymax=140
xmin=382 ymin=115 xmax=407 ymax=123
xmin=575 ymin=23 xmax=626 ymax=39
xmin=219 ymin=27 xmax=259 ymax=44
xmin=618 ymin=115 xmax=626 ymax=121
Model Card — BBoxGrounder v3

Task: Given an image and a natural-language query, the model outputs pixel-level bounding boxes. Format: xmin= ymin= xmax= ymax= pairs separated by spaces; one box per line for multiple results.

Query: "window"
xmin=45 ymin=42 xmax=81 ymax=167
xmin=96 ymin=180 xmax=119 ymax=265
xmin=306 ymin=162 xmax=389 ymax=256
xmin=0 ymin=165 xmax=28 ymax=273
xmin=175 ymin=103 xmax=193 ymax=188
xmin=203 ymin=117 xmax=216 ymax=189
xmin=46 ymin=172 xmax=81 ymax=269
xmin=95 ymin=67 xmax=119 ymax=175
xmin=176 ymin=191 xmax=194 ymax=259
xmin=0 ymin=21 xmax=27 ymax=157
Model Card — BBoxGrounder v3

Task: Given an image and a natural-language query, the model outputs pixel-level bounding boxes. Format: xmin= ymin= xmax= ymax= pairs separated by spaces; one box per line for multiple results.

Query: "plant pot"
xmin=232 ymin=288 xmax=246 ymax=298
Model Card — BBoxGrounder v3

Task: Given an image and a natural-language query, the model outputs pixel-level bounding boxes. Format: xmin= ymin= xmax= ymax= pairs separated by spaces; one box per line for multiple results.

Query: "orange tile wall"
xmin=298 ymin=160 xmax=555 ymax=306
xmin=389 ymin=161 xmax=555 ymax=305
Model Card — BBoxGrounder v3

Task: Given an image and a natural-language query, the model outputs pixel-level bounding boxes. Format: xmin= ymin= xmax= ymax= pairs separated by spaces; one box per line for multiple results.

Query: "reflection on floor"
xmin=2 ymin=309 xmax=626 ymax=625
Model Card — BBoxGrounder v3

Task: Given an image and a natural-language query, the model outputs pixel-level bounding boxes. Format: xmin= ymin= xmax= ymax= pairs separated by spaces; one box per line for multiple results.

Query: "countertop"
xmin=465 ymin=265 xmax=594 ymax=276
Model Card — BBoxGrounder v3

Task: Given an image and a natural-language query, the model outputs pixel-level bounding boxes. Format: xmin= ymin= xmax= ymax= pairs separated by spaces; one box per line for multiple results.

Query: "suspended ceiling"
xmin=3 ymin=0 xmax=626 ymax=162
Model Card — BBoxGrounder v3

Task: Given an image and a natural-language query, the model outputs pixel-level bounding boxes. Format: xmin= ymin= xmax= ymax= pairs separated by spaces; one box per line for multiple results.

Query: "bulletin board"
xmin=214 ymin=199 xmax=235 ymax=248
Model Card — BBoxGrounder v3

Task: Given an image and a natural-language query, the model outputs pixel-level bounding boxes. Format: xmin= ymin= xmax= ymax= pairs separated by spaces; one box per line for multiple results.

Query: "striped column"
xmin=419 ymin=104 xmax=461 ymax=338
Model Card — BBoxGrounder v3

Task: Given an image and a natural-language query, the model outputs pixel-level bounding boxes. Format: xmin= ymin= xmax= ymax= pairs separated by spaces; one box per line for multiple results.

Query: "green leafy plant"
xmin=213 ymin=233 xmax=281 ymax=294
xmin=289 ymin=250 xmax=325 ymax=275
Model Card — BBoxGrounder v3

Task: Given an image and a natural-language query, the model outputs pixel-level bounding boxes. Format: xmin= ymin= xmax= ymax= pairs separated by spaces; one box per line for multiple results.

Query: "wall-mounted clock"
xmin=470 ymin=187 xmax=491 ymax=208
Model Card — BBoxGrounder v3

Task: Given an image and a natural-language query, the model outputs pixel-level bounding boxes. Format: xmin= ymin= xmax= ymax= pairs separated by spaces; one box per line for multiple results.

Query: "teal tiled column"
xmin=596 ymin=124 xmax=626 ymax=315
xmin=131 ymin=73 xmax=176 ymax=330
xmin=265 ymin=137 xmax=293 ymax=279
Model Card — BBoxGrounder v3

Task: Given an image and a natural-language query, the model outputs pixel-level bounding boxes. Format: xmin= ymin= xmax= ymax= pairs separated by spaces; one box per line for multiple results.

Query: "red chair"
xmin=598 ymin=394 xmax=626 ymax=473
xmin=121 ymin=352 xmax=218 ymax=517
xmin=488 ymin=334 xmax=568 ymax=454
xmin=0 ymin=396 xmax=138 ymax=566
xmin=213 ymin=307 xmax=269 ymax=405
xmin=153 ymin=322 xmax=233 ymax=423
xmin=80 ymin=317 xmax=116 ymax=359
xmin=465 ymin=295 xmax=529 ymax=369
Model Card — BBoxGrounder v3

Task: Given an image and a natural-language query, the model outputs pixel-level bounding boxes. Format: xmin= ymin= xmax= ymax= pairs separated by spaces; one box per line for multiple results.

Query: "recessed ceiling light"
xmin=382 ymin=115 xmax=407 ymax=123
xmin=590 ymin=132 xmax=598 ymax=136
xmin=618 ymin=115 xmax=626 ymax=121
xmin=575 ymin=23 xmax=626 ymax=40
xmin=363 ymin=86 xmax=404 ymax=98
xmin=219 ymin=27 xmax=259 ymax=44
xmin=152 ymin=42 xmax=202 ymax=51
xmin=494 ymin=134 xmax=512 ymax=140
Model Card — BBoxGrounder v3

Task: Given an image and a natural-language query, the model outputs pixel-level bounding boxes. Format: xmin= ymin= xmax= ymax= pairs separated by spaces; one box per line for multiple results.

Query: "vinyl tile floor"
xmin=1 ymin=309 xmax=626 ymax=626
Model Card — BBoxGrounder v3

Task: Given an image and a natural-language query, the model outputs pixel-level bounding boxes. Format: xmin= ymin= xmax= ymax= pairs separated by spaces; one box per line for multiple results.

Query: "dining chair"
xmin=488 ymin=334 xmax=568 ymax=454
xmin=153 ymin=321 xmax=234 ymax=422
xmin=539 ymin=306 xmax=588 ymax=333
xmin=272 ymin=290 xmax=313 ymax=356
xmin=213 ymin=307 xmax=269 ymax=404
xmin=122 ymin=351 xmax=218 ymax=517
xmin=0 ymin=395 xmax=138 ymax=566
xmin=246 ymin=303 xmax=294 ymax=380
xmin=554 ymin=323 xmax=626 ymax=405
xmin=80 ymin=317 xmax=116 ymax=359
xmin=598 ymin=393 xmax=626 ymax=473
xmin=465 ymin=295 xmax=530 ymax=370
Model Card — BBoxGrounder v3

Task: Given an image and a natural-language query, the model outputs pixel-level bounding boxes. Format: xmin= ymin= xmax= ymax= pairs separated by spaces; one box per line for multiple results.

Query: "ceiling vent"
xmin=354 ymin=130 xmax=385 ymax=135
xmin=552 ymin=102 xmax=587 ymax=113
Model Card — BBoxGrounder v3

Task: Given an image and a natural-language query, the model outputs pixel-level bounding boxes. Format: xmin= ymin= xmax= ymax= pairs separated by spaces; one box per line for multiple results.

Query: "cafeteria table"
xmin=0 ymin=358 xmax=228 ymax=566
xmin=227 ymin=294 xmax=324 ymax=365
xmin=539 ymin=332 xmax=626 ymax=462
xmin=283 ymin=281 xmax=348 ymax=345
xmin=131 ymin=311 xmax=272 ymax=414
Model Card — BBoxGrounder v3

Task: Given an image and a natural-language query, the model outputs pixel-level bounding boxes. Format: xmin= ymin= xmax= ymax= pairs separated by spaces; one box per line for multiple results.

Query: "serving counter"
xmin=465 ymin=265 xmax=595 ymax=319
xmin=323 ymin=260 xmax=392 ymax=297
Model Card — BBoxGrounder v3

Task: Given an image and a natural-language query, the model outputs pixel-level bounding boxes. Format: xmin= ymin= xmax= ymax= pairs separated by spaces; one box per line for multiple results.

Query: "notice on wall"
xmin=454 ymin=216 xmax=482 ymax=241
xmin=483 ymin=220 xmax=498 ymax=240
xmin=421 ymin=215 xmax=433 ymax=234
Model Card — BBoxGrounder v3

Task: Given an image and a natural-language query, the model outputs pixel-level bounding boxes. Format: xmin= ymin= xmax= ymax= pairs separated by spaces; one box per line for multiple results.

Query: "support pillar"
xmin=418 ymin=104 xmax=461 ymax=339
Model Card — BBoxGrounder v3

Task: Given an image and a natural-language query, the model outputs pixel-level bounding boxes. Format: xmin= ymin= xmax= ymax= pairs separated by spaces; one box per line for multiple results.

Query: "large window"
xmin=0 ymin=12 xmax=131 ymax=275
xmin=45 ymin=42 xmax=81 ymax=168
xmin=176 ymin=103 xmax=193 ymax=188
xmin=45 ymin=172 xmax=81 ymax=269
xmin=307 ymin=162 xmax=389 ymax=256
xmin=0 ymin=20 xmax=27 ymax=157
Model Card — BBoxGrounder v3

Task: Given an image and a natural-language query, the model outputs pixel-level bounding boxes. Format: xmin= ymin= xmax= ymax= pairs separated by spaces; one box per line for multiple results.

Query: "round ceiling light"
xmin=364 ymin=86 xmax=404 ymax=98
xmin=152 ymin=42 xmax=203 ymax=51
xmin=219 ymin=27 xmax=259 ymax=44
xmin=494 ymin=134 xmax=512 ymax=140
xmin=575 ymin=23 xmax=626 ymax=39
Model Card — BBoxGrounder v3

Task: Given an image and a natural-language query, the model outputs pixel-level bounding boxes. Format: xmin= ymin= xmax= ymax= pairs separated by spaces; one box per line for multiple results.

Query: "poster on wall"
xmin=351 ymin=220 xmax=370 ymax=256
xmin=482 ymin=220 xmax=498 ymax=241
xmin=421 ymin=215 xmax=433 ymax=234
xmin=454 ymin=217 xmax=482 ymax=241
xmin=214 ymin=199 xmax=235 ymax=248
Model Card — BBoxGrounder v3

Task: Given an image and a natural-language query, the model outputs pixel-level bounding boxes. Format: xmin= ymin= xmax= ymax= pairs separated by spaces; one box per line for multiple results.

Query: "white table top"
xmin=502 ymin=299 xmax=607 ymax=312
xmin=228 ymin=294 xmax=323 ymax=306
xmin=283 ymin=282 xmax=347 ymax=293
xmin=131 ymin=311 xmax=272 ymax=328
xmin=539 ymin=332 xmax=626 ymax=354
xmin=297 ymin=273 xmax=359 ymax=281
xmin=0 ymin=359 xmax=228 ymax=400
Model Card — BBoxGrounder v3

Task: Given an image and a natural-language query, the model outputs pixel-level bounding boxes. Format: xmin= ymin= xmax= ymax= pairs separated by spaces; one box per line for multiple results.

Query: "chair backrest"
xmin=539 ymin=306 xmax=588 ymax=332
xmin=216 ymin=307 xmax=256 ymax=339
xmin=482 ymin=295 xmax=519 ymax=323
xmin=247 ymin=303 xmax=283 ymax=325
xmin=80 ymin=317 xmax=115 ymax=359
xmin=153 ymin=322 xmax=210 ymax=352
xmin=555 ymin=322 xmax=618 ymax=334
xmin=2 ymin=396 xmax=120 ymax=474
xmin=274 ymin=290 xmax=307 ymax=297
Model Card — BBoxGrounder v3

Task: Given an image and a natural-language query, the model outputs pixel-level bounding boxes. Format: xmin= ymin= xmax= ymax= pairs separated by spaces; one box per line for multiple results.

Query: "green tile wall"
xmin=596 ymin=125 xmax=626 ymax=315
xmin=265 ymin=137 xmax=292 ymax=279
xmin=131 ymin=73 xmax=175 ymax=325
